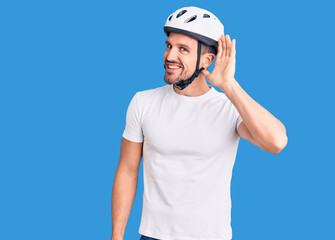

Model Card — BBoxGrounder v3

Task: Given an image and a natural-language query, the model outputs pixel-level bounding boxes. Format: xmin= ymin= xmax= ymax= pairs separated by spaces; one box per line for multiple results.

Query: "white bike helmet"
xmin=164 ymin=6 xmax=224 ymax=55
xmin=163 ymin=6 xmax=224 ymax=90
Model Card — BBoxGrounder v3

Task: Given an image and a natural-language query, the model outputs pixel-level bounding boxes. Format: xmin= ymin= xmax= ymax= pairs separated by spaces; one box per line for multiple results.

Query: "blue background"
xmin=1 ymin=0 xmax=334 ymax=239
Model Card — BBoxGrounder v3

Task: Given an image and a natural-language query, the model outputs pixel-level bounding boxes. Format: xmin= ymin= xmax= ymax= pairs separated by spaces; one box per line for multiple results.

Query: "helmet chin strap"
xmin=174 ymin=40 xmax=205 ymax=90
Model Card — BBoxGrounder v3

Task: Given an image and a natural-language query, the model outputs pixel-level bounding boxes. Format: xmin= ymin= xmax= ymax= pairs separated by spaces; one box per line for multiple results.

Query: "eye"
xmin=166 ymin=43 xmax=172 ymax=49
xmin=181 ymin=47 xmax=188 ymax=52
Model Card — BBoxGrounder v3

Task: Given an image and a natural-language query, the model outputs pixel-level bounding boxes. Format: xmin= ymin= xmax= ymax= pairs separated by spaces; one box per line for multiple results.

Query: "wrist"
xmin=111 ymin=231 xmax=124 ymax=240
xmin=218 ymin=78 xmax=237 ymax=93
xmin=111 ymin=235 xmax=123 ymax=240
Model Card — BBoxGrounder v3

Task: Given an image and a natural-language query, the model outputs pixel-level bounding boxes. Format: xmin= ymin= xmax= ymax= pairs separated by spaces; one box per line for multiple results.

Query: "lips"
xmin=166 ymin=63 xmax=182 ymax=73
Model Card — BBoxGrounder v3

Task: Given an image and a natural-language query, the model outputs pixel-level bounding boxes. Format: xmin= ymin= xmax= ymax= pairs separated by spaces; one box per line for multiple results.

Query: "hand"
xmin=200 ymin=34 xmax=236 ymax=88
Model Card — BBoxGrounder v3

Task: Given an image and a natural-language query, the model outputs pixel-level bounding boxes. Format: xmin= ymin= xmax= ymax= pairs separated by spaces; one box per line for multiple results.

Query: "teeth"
xmin=168 ymin=65 xmax=181 ymax=69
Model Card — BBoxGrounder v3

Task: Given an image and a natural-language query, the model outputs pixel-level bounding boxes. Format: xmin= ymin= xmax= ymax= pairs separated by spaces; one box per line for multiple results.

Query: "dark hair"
xmin=200 ymin=41 xmax=216 ymax=55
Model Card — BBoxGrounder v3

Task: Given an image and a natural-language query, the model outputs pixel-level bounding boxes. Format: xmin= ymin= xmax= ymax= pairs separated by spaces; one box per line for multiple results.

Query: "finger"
xmin=232 ymin=39 xmax=236 ymax=57
xmin=226 ymin=35 xmax=231 ymax=57
xmin=219 ymin=34 xmax=225 ymax=59
xmin=217 ymin=34 xmax=223 ymax=60
xmin=222 ymin=34 xmax=226 ymax=59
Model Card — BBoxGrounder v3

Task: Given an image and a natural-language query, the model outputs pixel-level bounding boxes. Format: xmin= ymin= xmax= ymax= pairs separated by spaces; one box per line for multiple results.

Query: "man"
xmin=112 ymin=6 xmax=287 ymax=240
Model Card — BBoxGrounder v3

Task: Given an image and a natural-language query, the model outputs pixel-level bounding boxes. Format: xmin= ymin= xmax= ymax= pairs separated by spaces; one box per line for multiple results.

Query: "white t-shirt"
xmin=122 ymin=84 xmax=243 ymax=240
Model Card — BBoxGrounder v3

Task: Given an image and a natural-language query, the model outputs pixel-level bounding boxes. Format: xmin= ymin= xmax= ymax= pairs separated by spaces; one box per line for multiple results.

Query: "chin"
xmin=164 ymin=77 xmax=180 ymax=85
xmin=163 ymin=74 xmax=175 ymax=84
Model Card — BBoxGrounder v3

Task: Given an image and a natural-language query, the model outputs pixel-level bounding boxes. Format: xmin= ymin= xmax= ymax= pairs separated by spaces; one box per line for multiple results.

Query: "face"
xmin=163 ymin=32 xmax=198 ymax=85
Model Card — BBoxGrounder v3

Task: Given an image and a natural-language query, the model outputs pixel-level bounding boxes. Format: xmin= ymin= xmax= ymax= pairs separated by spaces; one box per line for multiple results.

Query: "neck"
xmin=173 ymin=76 xmax=210 ymax=97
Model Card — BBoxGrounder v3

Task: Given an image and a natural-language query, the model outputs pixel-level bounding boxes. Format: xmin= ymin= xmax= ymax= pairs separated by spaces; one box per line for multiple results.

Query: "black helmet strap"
xmin=174 ymin=40 xmax=205 ymax=90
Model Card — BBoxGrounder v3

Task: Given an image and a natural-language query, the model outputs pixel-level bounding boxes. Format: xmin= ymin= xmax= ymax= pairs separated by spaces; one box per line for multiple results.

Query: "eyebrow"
xmin=165 ymin=41 xmax=192 ymax=50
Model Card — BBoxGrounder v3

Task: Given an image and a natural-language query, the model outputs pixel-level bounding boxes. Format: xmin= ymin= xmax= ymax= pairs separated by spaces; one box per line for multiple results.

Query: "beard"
xmin=163 ymin=64 xmax=189 ymax=85
xmin=164 ymin=72 xmax=184 ymax=85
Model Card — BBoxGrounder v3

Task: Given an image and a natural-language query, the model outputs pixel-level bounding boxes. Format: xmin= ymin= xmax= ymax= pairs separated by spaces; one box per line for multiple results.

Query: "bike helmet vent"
xmin=185 ymin=15 xmax=197 ymax=23
xmin=177 ymin=10 xmax=187 ymax=18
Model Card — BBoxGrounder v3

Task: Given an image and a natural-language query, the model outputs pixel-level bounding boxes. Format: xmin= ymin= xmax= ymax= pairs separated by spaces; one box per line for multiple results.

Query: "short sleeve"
xmin=122 ymin=93 xmax=144 ymax=143
xmin=230 ymin=102 xmax=243 ymax=136
xmin=236 ymin=113 xmax=243 ymax=135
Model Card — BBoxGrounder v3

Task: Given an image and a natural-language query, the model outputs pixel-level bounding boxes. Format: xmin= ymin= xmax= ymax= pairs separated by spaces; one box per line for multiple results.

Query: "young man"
xmin=112 ymin=6 xmax=288 ymax=240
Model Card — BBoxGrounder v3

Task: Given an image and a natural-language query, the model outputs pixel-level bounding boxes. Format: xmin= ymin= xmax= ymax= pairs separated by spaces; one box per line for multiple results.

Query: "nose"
xmin=166 ymin=47 xmax=178 ymax=62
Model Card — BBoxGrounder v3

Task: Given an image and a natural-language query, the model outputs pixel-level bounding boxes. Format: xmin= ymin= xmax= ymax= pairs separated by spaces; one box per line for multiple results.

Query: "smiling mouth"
xmin=166 ymin=64 xmax=182 ymax=72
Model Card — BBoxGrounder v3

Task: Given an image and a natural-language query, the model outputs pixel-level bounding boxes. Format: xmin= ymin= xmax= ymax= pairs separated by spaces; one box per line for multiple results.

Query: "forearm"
xmin=111 ymin=169 xmax=138 ymax=240
xmin=219 ymin=78 xmax=287 ymax=151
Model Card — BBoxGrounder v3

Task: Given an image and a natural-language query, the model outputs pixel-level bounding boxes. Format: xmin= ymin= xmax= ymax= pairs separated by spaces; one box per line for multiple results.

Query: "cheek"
xmin=183 ymin=59 xmax=194 ymax=71
xmin=188 ymin=58 xmax=197 ymax=70
xmin=163 ymin=51 xmax=168 ymax=60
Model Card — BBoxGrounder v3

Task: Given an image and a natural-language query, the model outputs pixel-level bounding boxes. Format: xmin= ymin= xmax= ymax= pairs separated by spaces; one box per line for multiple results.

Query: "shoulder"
xmin=210 ymin=88 xmax=239 ymax=115
xmin=135 ymin=84 xmax=170 ymax=101
xmin=209 ymin=87 xmax=230 ymax=104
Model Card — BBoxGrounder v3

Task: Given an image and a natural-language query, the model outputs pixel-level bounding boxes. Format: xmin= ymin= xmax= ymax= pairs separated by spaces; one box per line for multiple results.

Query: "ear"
xmin=201 ymin=53 xmax=215 ymax=69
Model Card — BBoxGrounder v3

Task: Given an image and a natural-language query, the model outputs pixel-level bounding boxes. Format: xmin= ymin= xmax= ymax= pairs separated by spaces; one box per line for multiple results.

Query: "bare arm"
xmin=222 ymin=79 xmax=288 ymax=154
xmin=111 ymin=137 xmax=143 ymax=240
xmin=201 ymin=34 xmax=287 ymax=154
